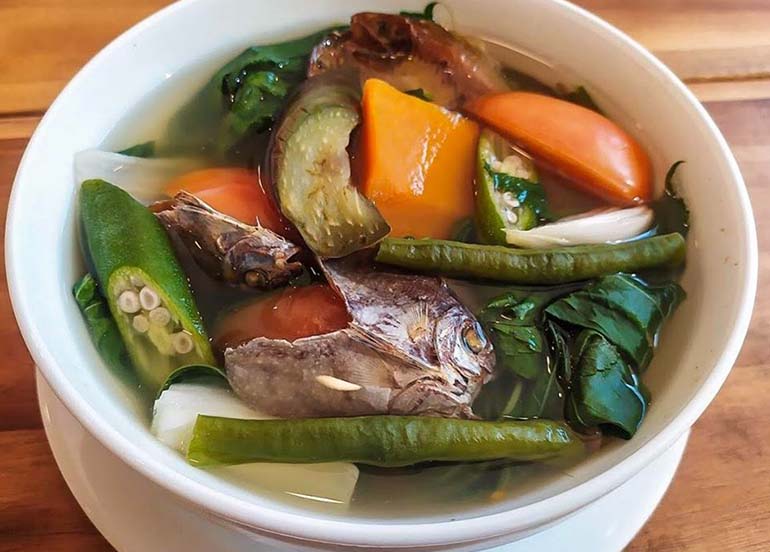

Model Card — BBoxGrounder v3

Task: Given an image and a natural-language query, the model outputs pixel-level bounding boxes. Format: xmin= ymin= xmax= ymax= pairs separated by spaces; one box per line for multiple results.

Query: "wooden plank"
xmin=0 ymin=429 xmax=111 ymax=551
xmin=0 ymin=0 xmax=170 ymax=114
xmin=1 ymin=2 xmax=770 ymax=551
xmin=627 ymin=98 xmax=770 ymax=551
xmin=0 ymin=139 xmax=40 ymax=431
xmin=0 ymin=117 xmax=40 ymax=142
xmin=2 ymin=0 xmax=770 ymax=115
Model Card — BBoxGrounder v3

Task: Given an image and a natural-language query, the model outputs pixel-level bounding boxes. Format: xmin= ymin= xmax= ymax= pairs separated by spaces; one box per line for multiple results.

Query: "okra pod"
xmin=79 ymin=179 xmax=214 ymax=392
xmin=187 ymin=415 xmax=583 ymax=467
xmin=375 ymin=233 xmax=685 ymax=284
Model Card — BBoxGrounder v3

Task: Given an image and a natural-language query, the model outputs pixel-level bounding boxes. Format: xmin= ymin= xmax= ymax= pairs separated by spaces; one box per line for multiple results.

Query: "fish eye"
xmin=462 ymin=322 xmax=486 ymax=354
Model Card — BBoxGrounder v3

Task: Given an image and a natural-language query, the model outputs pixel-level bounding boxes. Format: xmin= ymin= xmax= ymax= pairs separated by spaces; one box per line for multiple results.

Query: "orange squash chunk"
xmin=360 ymin=79 xmax=479 ymax=239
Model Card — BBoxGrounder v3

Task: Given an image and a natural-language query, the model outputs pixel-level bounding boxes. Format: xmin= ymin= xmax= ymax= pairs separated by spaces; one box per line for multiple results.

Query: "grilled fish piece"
xmin=155 ymin=191 xmax=302 ymax=289
xmin=309 ymin=13 xmax=509 ymax=109
xmin=224 ymin=258 xmax=495 ymax=418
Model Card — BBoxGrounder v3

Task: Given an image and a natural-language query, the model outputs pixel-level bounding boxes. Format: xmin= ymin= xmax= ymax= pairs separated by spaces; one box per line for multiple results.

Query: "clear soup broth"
xmin=81 ymin=16 xmax=681 ymax=519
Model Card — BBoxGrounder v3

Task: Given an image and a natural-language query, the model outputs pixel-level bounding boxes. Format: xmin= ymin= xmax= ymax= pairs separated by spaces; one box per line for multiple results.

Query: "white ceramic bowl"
xmin=6 ymin=0 xmax=757 ymax=549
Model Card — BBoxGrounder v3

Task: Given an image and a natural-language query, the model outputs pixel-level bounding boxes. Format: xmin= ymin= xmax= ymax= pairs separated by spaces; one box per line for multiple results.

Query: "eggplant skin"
xmin=224 ymin=258 xmax=495 ymax=419
xmin=267 ymin=72 xmax=389 ymax=258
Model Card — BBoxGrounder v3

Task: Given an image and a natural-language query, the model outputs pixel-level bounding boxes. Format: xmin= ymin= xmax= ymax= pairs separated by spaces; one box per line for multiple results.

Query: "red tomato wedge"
xmin=465 ymin=92 xmax=652 ymax=205
xmin=165 ymin=167 xmax=297 ymax=238
xmin=213 ymin=284 xmax=350 ymax=350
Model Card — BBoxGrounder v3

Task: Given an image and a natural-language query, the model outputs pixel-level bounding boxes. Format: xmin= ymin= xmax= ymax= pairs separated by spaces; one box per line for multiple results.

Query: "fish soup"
xmin=74 ymin=6 xmax=688 ymax=516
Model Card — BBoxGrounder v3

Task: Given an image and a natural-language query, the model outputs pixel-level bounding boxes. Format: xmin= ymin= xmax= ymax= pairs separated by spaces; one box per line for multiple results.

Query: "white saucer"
xmin=37 ymin=371 xmax=687 ymax=551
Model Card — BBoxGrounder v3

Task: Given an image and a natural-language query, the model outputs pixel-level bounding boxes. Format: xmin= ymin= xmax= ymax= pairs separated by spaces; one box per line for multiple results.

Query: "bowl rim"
xmin=6 ymin=0 xmax=758 ymax=547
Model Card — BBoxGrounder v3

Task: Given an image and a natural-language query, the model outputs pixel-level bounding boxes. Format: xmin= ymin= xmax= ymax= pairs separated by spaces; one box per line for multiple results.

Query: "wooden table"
xmin=1 ymin=1 xmax=769 ymax=550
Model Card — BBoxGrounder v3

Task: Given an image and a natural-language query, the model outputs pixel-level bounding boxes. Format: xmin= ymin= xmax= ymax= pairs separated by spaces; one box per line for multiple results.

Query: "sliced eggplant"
xmin=475 ymin=129 xmax=549 ymax=245
xmin=269 ymin=73 xmax=389 ymax=258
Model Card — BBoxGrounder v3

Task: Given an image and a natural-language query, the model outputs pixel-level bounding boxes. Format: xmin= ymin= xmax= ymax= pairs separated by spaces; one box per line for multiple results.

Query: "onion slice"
xmin=504 ymin=206 xmax=654 ymax=248
xmin=74 ymin=149 xmax=203 ymax=204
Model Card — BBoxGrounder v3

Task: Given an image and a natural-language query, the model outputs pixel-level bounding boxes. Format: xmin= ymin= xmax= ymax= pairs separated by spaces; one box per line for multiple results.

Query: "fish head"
xmin=434 ymin=305 xmax=496 ymax=397
xmin=155 ymin=191 xmax=303 ymax=289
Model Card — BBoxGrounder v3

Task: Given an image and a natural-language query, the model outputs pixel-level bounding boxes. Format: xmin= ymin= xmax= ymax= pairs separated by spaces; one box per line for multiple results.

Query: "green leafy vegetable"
xmin=566 ymin=330 xmax=646 ymax=438
xmin=156 ymin=363 xmax=227 ymax=399
xmin=165 ymin=28 xmax=341 ymax=161
xmin=73 ymin=273 xmax=133 ymax=376
xmin=116 ymin=141 xmax=156 ymax=158
xmin=546 ymin=274 xmax=684 ymax=371
xmin=474 ymin=285 xmax=580 ymax=419
xmin=563 ymin=86 xmax=602 ymax=113
xmin=400 ymin=2 xmax=438 ymax=21
xmin=404 ymin=88 xmax=434 ymax=102
xmin=474 ymin=275 xmax=683 ymax=439
xmin=451 ymin=217 xmax=476 ymax=243
xmin=653 ymin=161 xmax=690 ymax=237
xmin=484 ymin=161 xmax=552 ymax=224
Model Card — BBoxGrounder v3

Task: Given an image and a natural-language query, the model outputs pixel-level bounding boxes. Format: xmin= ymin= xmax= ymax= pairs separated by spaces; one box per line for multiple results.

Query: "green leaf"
xmin=404 ymin=88 xmax=434 ymax=102
xmin=563 ymin=86 xmax=602 ymax=114
xmin=400 ymin=2 xmax=438 ymax=21
xmin=484 ymin=161 xmax=552 ymax=224
xmin=514 ymin=360 xmax=564 ymax=420
xmin=450 ymin=217 xmax=476 ymax=243
xmin=546 ymin=293 xmax=652 ymax=368
xmin=116 ymin=141 xmax=156 ymax=158
xmin=653 ymin=161 xmax=690 ymax=237
xmin=567 ymin=330 xmax=646 ymax=439
xmin=156 ymin=363 xmax=228 ymax=399
xmin=545 ymin=274 xmax=684 ymax=371
xmin=164 ymin=28 xmax=343 ymax=161
xmin=73 ymin=274 xmax=133 ymax=376
xmin=474 ymin=286 xmax=579 ymax=417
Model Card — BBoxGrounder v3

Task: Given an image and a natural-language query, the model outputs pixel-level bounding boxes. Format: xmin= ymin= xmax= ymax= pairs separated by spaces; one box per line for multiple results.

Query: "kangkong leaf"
xmin=563 ymin=86 xmax=602 ymax=114
xmin=165 ymin=28 xmax=342 ymax=161
xmin=117 ymin=141 xmax=156 ymax=158
xmin=400 ymin=2 xmax=439 ymax=21
xmin=653 ymin=161 xmax=690 ymax=237
xmin=73 ymin=274 xmax=133 ymax=376
xmin=484 ymin=161 xmax=553 ymax=223
xmin=566 ymin=330 xmax=647 ymax=439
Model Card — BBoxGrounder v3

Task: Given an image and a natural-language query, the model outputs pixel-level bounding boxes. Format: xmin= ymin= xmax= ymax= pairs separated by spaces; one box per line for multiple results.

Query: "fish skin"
xmin=154 ymin=191 xmax=303 ymax=289
xmin=226 ymin=329 xmax=473 ymax=418
xmin=308 ymin=13 xmax=509 ymax=109
xmin=224 ymin=258 xmax=495 ymax=418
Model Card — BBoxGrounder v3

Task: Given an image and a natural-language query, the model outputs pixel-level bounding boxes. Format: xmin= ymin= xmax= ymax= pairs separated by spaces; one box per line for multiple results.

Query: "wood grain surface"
xmin=1 ymin=1 xmax=768 ymax=550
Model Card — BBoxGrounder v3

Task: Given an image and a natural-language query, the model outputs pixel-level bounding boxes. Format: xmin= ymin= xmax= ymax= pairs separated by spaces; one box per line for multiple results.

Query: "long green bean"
xmin=187 ymin=415 xmax=583 ymax=467
xmin=375 ymin=233 xmax=685 ymax=284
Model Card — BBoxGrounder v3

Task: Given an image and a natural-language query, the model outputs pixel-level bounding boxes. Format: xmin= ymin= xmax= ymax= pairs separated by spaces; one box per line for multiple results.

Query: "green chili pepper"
xmin=79 ymin=179 xmax=214 ymax=392
xmin=375 ymin=233 xmax=685 ymax=284
xmin=187 ymin=415 xmax=583 ymax=467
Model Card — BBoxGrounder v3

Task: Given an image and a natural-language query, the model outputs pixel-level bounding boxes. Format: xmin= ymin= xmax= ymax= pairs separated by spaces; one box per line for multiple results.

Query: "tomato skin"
xmin=213 ymin=284 xmax=350 ymax=350
xmin=165 ymin=167 xmax=298 ymax=239
xmin=465 ymin=92 xmax=652 ymax=205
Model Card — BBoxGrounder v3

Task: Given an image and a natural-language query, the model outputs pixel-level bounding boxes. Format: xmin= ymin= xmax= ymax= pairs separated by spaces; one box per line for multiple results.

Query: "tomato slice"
xmin=213 ymin=284 xmax=350 ymax=350
xmin=465 ymin=92 xmax=652 ymax=205
xmin=165 ymin=167 xmax=297 ymax=238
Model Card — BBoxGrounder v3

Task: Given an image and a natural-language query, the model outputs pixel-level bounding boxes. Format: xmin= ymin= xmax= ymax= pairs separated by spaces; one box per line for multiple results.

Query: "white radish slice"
xmin=152 ymin=383 xmax=359 ymax=506
xmin=74 ymin=149 xmax=203 ymax=204
xmin=504 ymin=206 xmax=654 ymax=249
